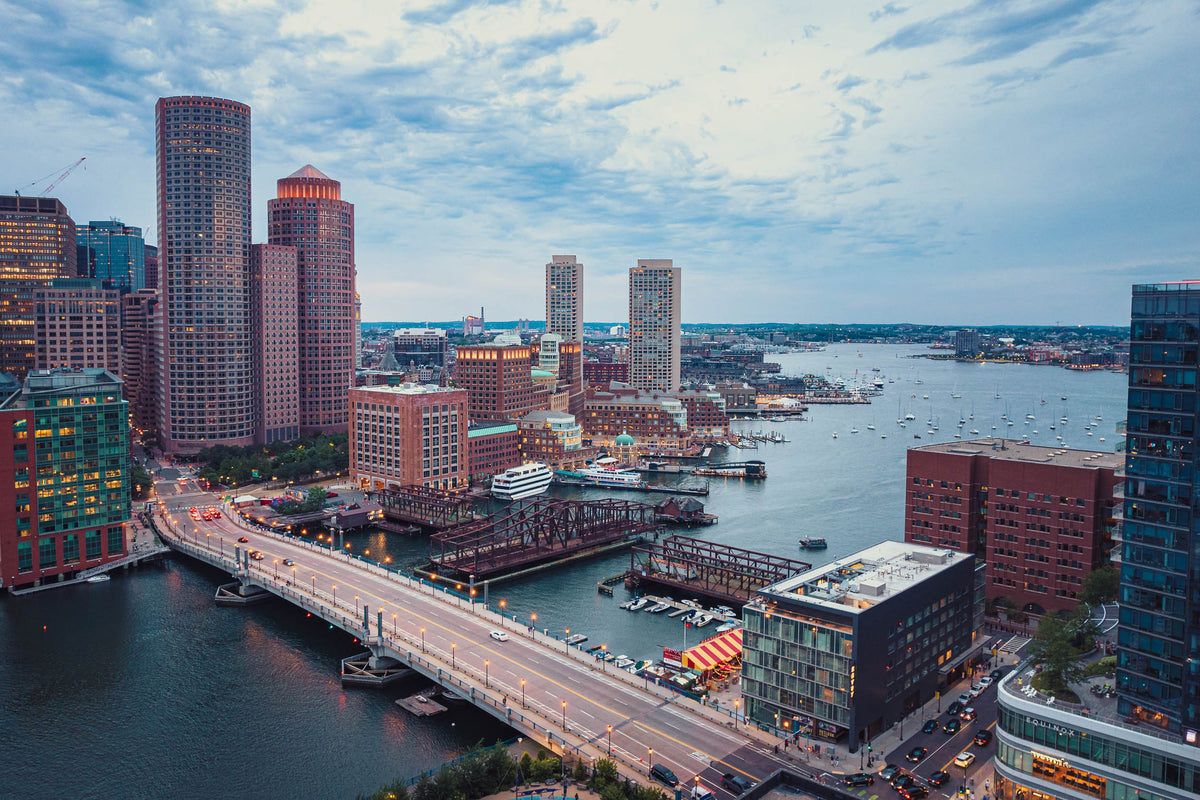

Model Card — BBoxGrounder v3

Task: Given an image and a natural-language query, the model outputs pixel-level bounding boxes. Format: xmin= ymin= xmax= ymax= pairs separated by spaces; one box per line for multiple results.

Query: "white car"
xmin=954 ymin=751 xmax=976 ymax=768
xmin=489 ymin=631 xmax=509 ymax=642
xmin=978 ymin=676 xmax=994 ymax=689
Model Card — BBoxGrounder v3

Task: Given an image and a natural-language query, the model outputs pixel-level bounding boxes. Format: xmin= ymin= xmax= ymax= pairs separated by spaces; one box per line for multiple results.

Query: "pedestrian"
xmin=774 ymin=745 xmax=779 ymax=754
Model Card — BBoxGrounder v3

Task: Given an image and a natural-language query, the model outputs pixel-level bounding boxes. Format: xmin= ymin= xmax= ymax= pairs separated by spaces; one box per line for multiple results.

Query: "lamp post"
xmin=420 ymin=626 xmax=426 ymax=652
xmin=485 ymin=659 xmax=490 ymax=688
xmin=273 ymin=558 xmax=278 ymax=578
xmin=392 ymin=614 xmax=398 ymax=635
xmin=648 ymin=748 xmax=653 ymax=771
xmin=601 ymin=644 xmax=607 ymax=672
xmin=333 ymin=584 xmax=337 ymax=605
xmin=607 ymin=725 xmax=613 ymax=753
xmin=565 ymin=628 xmax=570 ymax=651
xmin=561 ymin=700 xmax=567 ymax=730
xmin=451 ymin=642 xmax=456 ymax=669
xmin=531 ymin=612 xmax=537 ymax=632
xmin=291 ymin=566 xmax=296 ymax=585
xmin=311 ymin=574 xmax=316 ymax=593
xmin=499 ymin=599 xmax=506 ymax=619
xmin=521 ymin=678 xmax=526 ymax=708
xmin=734 ymin=699 xmax=740 ymax=729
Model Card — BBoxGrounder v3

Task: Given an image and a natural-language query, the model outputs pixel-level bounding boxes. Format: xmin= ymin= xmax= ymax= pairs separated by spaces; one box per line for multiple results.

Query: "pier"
xmin=628 ymin=537 xmax=811 ymax=606
xmin=375 ymin=485 xmax=477 ymax=529
xmin=550 ymin=476 xmax=710 ymax=495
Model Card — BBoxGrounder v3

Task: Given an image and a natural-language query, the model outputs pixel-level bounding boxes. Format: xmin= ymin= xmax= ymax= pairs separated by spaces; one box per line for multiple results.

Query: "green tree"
xmin=130 ymin=462 xmax=153 ymax=500
xmin=1028 ymin=614 xmax=1084 ymax=694
xmin=573 ymin=759 xmax=588 ymax=782
xmin=1079 ymin=564 xmax=1119 ymax=605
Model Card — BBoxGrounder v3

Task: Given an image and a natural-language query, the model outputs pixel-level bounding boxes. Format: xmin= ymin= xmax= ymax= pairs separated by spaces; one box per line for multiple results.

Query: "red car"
xmin=238 ymin=536 xmax=249 ymax=543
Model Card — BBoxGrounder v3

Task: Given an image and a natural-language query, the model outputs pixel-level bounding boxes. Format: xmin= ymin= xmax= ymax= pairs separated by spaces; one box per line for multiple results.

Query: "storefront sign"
xmin=663 ymin=647 xmax=682 ymax=667
xmin=1029 ymin=717 xmax=1077 ymax=737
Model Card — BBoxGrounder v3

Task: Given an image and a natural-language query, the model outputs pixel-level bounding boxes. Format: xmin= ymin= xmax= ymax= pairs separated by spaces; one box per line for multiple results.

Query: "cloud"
xmin=835 ymin=74 xmax=867 ymax=92
xmin=870 ymin=3 xmax=908 ymax=23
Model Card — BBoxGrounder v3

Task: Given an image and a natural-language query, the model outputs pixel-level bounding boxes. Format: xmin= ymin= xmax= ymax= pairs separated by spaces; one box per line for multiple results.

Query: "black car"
xmin=650 ymin=763 xmax=678 ymax=788
xmin=901 ymin=785 xmax=929 ymax=799
xmin=944 ymin=719 xmax=962 ymax=734
xmin=990 ymin=668 xmax=1005 ymax=680
xmin=843 ymin=773 xmax=875 ymax=787
xmin=238 ymin=536 xmax=250 ymax=543
xmin=283 ymin=558 xmax=295 ymax=566
xmin=720 ymin=773 xmax=754 ymax=793
xmin=905 ymin=747 xmax=928 ymax=763
xmin=892 ymin=773 xmax=916 ymax=790
xmin=921 ymin=719 xmax=939 ymax=734
xmin=879 ymin=764 xmax=902 ymax=782
xmin=974 ymin=729 xmax=993 ymax=746
xmin=946 ymin=701 xmax=964 ymax=716
xmin=929 ymin=771 xmax=951 ymax=787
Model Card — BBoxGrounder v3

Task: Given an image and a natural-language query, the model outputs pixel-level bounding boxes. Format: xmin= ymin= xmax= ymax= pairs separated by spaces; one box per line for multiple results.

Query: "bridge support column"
xmin=341 ymin=644 xmax=414 ymax=688
xmin=214 ymin=578 xmax=271 ymax=606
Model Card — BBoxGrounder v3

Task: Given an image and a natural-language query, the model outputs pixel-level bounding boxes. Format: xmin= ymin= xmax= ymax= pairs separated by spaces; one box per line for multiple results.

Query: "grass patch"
xmin=1084 ymin=656 xmax=1117 ymax=677
xmin=1031 ymin=673 xmax=1081 ymax=704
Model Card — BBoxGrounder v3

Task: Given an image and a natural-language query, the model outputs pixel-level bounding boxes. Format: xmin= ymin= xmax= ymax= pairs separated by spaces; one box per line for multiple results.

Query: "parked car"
xmin=990 ymin=668 xmax=1005 ymax=680
xmin=974 ymin=729 xmax=993 ymax=746
xmin=957 ymin=692 xmax=973 ymax=705
xmin=905 ymin=747 xmax=928 ymax=763
xmin=954 ymin=751 xmax=976 ymax=768
xmin=842 ymin=773 xmax=874 ymax=787
xmin=946 ymin=701 xmax=964 ymax=716
xmin=978 ymin=676 xmax=995 ymax=689
xmin=720 ymin=773 xmax=755 ymax=793
xmin=928 ymin=771 xmax=951 ymax=787
xmin=944 ymin=719 xmax=962 ymax=735
xmin=650 ymin=763 xmax=678 ymax=787
xmin=969 ymin=683 xmax=984 ymax=697
xmin=879 ymin=764 xmax=902 ymax=782
xmin=921 ymin=719 xmax=939 ymax=734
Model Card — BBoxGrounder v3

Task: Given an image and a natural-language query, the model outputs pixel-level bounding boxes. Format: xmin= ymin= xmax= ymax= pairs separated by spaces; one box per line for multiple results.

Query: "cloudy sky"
xmin=2 ymin=0 xmax=1197 ymax=325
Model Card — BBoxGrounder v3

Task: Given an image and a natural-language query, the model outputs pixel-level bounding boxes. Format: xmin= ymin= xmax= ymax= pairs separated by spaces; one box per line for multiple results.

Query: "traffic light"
xmin=867 ymin=744 xmax=873 ymax=752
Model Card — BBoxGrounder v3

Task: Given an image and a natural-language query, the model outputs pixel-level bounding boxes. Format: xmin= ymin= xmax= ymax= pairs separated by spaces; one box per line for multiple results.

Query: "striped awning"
xmin=682 ymin=628 xmax=743 ymax=671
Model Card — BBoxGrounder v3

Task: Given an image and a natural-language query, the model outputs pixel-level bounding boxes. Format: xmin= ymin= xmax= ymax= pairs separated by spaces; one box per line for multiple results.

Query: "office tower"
xmin=0 ymin=195 xmax=78 ymax=379
xmin=77 ymin=221 xmax=145 ymax=293
xmin=1120 ymin=283 xmax=1200 ymax=735
xmin=455 ymin=342 xmax=551 ymax=422
xmin=954 ymin=328 xmax=982 ymax=357
xmin=143 ymin=244 xmax=158 ymax=290
xmin=34 ymin=278 xmax=122 ymax=375
xmin=546 ymin=254 xmax=583 ymax=342
xmin=155 ymin=96 xmax=254 ymax=453
xmin=120 ymin=289 xmax=160 ymax=432
xmin=267 ymin=165 xmax=356 ymax=434
xmin=392 ymin=328 xmax=448 ymax=367
xmin=251 ymin=244 xmax=299 ymax=444
xmin=349 ymin=384 xmax=467 ymax=491
xmin=905 ymin=438 xmax=1122 ymax=614
xmin=0 ymin=368 xmax=130 ymax=590
xmin=628 ymin=259 xmax=681 ymax=392
xmin=354 ymin=293 xmax=362 ymax=368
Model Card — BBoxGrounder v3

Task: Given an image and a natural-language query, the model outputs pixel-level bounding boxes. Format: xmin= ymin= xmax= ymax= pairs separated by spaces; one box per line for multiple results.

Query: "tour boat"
xmin=491 ymin=462 xmax=552 ymax=500
xmin=798 ymin=536 xmax=828 ymax=550
xmin=562 ymin=465 xmax=646 ymax=488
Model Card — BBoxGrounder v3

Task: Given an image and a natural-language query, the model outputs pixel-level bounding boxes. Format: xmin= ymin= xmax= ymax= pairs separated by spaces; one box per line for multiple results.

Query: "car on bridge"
xmin=489 ymin=631 xmax=509 ymax=642
xmin=650 ymin=763 xmax=678 ymax=787
xmin=250 ymin=550 xmax=264 ymax=560
xmin=720 ymin=773 xmax=755 ymax=793
xmin=238 ymin=536 xmax=249 ymax=543
xmin=283 ymin=559 xmax=295 ymax=567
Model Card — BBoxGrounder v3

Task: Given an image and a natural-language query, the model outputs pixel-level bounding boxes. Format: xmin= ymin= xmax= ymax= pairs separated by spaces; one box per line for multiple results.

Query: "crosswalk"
xmin=1001 ymin=634 xmax=1031 ymax=654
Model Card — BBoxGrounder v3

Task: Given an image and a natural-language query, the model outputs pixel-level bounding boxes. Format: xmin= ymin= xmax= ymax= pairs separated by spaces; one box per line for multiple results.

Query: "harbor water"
xmin=0 ymin=343 xmax=1128 ymax=798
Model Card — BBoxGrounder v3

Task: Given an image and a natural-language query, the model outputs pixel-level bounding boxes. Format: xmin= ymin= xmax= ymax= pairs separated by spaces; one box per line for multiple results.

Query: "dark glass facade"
xmin=1120 ymin=282 xmax=1200 ymax=738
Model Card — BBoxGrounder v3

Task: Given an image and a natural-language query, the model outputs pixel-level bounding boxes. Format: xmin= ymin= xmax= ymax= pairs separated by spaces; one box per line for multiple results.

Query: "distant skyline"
xmin=1 ymin=1 xmax=1197 ymax=325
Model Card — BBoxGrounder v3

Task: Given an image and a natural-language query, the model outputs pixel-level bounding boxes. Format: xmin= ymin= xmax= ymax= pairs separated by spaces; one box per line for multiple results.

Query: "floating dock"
xmin=396 ymin=693 xmax=447 ymax=717
xmin=551 ymin=477 xmax=709 ymax=496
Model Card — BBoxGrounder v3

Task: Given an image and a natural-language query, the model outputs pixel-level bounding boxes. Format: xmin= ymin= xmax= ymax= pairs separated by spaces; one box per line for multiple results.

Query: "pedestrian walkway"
xmin=1000 ymin=634 xmax=1031 ymax=653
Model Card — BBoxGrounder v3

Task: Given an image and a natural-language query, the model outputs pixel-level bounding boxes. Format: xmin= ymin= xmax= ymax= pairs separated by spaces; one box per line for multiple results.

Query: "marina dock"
xmin=550 ymin=477 xmax=709 ymax=496
xmin=396 ymin=693 xmax=447 ymax=717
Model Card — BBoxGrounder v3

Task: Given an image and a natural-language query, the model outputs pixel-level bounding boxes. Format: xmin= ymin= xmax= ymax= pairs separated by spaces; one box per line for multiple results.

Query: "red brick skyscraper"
xmin=268 ymin=166 xmax=356 ymax=433
xmin=156 ymin=96 xmax=255 ymax=453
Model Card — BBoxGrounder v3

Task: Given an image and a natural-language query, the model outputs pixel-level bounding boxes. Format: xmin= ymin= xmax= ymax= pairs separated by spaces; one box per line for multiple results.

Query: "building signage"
xmin=1032 ymin=751 xmax=1068 ymax=768
xmin=816 ymin=720 xmax=841 ymax=739
xmin=663 ymin=647 xmax=682 ymax=667
xmin=1028 ymin=717 xmax=1077 ymax=737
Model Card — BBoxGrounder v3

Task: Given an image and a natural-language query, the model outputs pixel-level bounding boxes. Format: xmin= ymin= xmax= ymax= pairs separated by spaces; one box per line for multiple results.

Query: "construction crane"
xmin=13 ymin=156 xmax=86 ymax=196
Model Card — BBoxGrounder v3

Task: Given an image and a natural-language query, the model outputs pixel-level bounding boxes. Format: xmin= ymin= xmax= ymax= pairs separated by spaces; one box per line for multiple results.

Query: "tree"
xmin=1079 ymin=564 xmax=1119 ymax=605
xmin=1028 ymin=614 xmax=1084 ymax=694
xmin=573 ymin=759 xmax=588 ymax=782
xmin=130 ymin=463 xmax=153 ymax=500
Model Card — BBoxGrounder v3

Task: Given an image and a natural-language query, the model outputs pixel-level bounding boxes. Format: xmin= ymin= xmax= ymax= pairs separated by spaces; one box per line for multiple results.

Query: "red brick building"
xmin=583 ymin=385 xmax=691 ymax=449
xmin=584 ymin=360 xmax=629 ymax=388
xmin=905 ymin=438 xmax=1122 ymax=614
xmin=350 ymin=384 xmax=467 ymax=491
xmin=466 ymin=421 xmax=520 ymax=484
xmin=455 ymin=343 xmax=551 ymax=422
xmin=251 ymin=244 xmax=298 ymax=444
xmin=675 ymin=390 xmax=730 ymax=438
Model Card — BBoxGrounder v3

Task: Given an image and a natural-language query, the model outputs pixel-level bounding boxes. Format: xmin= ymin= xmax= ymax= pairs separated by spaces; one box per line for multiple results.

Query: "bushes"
xmin=1084 ymin=656 xmax=1117 ymax=677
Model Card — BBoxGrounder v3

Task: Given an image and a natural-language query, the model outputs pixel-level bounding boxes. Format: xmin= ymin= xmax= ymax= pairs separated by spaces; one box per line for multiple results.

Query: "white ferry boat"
xmin=558 ymin=464 xmax=646 ymax=488
xmin=490 ymin=462 xmax=553 ymax=501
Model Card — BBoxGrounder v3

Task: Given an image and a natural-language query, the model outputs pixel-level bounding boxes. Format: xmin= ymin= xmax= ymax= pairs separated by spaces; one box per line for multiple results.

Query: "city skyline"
xmin=1 ymin=1 xmax=1197 ymax=325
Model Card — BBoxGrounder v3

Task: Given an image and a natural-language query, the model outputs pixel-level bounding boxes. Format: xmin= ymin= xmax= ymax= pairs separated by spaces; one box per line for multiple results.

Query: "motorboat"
xmin=491 ymin=462 xmax=552 ymax=500
xmin=798 ymin=537 xmax=828 ymax=549
xmin=627 ymin=597 xmax=649 ymax=611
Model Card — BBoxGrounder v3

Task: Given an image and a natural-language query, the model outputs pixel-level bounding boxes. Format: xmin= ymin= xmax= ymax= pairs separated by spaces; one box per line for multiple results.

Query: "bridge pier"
xmin=214 ymin=579 xmax=271 ymax=606
xmin=341 ymin=645 xmax=414 ymax=687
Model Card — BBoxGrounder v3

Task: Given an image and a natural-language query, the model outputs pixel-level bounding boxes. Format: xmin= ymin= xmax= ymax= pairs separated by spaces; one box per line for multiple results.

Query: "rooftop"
xmin=356 ymin=383 xmax=460 ymax=397
xmin=759 ymin=540 xmax=972 ymax=613
xmin=286 ymin=164 xmax=332 ymax=180
xmin=912 ymin=438 xmax=1124 ymax=470
xmin=519 ymin=409 xmax=576 ymax=424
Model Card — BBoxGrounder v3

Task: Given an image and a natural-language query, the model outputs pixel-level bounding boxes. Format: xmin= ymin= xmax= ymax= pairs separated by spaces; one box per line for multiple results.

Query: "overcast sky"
xmin=2 ymin=0 xmax=1197 ymax=325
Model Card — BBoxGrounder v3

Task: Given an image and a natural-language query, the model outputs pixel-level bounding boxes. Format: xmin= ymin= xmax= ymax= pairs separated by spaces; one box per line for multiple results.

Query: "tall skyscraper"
xmin=628 ymin=259 xmax=681 ymax=392
xmin=155 ymin=96 xmax=254 ymax=453
xmin=34 ymin=278 xmax=122 ymax=376
xmin=268 ymin=165 xmax=356 ymax=434
xmin=0 ymin=195 xmax=78 ymax=379
xmin=1120 ymin=282 xmax=1200 ymax=736
xmin=120 ymin=289 xmax=160 ymax=433
xmin=546 ymin=254 xmax=583 ymax=342
xmin=251 ymin=244 xmax=299 ymax=444
xmin=143 ymin=244 xmax=158 ymax=290
xmin=77 ymin=221 xmax=145 ymax=293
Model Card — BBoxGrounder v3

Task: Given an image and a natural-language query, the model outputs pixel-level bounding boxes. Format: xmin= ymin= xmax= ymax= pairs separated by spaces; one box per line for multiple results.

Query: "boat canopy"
xmin=682 ymin=628 xmax=743 ymax=671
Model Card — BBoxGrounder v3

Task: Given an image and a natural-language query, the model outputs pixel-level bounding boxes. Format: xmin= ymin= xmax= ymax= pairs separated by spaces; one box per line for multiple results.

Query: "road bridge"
xmin=150 ymin=499 xmax=801 ymax=797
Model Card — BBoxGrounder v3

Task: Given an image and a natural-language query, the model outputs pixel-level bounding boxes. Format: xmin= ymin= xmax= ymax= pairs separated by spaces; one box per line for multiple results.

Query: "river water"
xmin=0 ymin=343 xmax=1127 ymax=799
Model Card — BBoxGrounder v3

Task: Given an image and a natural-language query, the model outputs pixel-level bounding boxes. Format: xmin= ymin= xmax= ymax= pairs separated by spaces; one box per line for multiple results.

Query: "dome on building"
xmin=614 ymin=431 xmax=636 ymax=446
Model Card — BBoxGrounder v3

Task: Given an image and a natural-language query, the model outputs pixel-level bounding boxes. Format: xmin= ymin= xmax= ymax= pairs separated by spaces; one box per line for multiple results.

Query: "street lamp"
xmin=521 ymin=678 xmax=526 ymax=708
xmin=485 ymin=659 xmax=490 ymax=687
xmin=648 ymin=748 xmax=653 ymax=770
xmin=601 ymin=644 xmax=607 ymax=672
xmin=291 ymin=566 xmax=296 ymax=585
xmin=561 ymin=700 xmax=567 ymax=730
xmin=607 ymin=724 xmax=613 ymax=753
xmin=393 ymin=613 xmax=398 ymax=635
xmin=333 ymin=585 xmax=337 ymax=605
xmin=311 ymin=574 xmax=316 ymax=593
xmin=531 ymin=612 xmax=537 ymax=631
xmin=565 ymin=628 xmax=570 ymax=651
xmin=499 ymin=599 xmax=506 ymax=618
xmin=273 ymin=558 xmax=278 ymax=578
xmin=451 ymin=642 xmax=456 ymax=669
xmin=420 ymin=626 xmax=426 ymax=652
xmin=734 ymin=699 xmax=740 ymax=729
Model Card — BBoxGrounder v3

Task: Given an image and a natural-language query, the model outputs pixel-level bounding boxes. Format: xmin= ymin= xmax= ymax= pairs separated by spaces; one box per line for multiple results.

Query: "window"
xmin=38 ymin=537 xmax=57 ymax=569
xmin=86 ymin=530 xmax=102 ymax=559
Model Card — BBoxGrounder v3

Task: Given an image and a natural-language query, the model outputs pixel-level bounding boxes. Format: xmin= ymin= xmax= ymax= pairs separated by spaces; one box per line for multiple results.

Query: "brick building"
xmin=250 ymin=244 xmax=299 ymax=444
xmin=454 ymin=342 xmax=550 ymax=422
xmin=516 ymin=410 xmax=596 ymax=469
xmin=34 ymin=278 xmax=122 ymax=376
xmin=675 ymin=389 xmax=730 ymax=438
xmin=349 ymin=384 xmax=466 ymax=491
xmin=466 ymin=421 xmax=521 ymax=484
xmin=120 ymin=290 xmax=160 ymax=433
xmin=583 ymin=385 xmax=691 ymax=449
xmin=583 ymin=360 xmax=629 ymax=388
xmin=905 ymin=438 xmax=1122 ymax=614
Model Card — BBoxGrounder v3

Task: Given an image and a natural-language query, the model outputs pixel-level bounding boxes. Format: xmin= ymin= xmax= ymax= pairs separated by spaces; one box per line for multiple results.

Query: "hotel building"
xmin=546 ymin=255 xmax=583 ymax=342
xmin=0 ymin=369 xmax=130 ymax=590
xmin=742 ymin=541 xmax=982 ymax=751
xmin=905 ymin=439 xmax=1122 ymax=614
xmin=0 ymin=195 xmax=78 ymax=379
xmin=466 ymin=421 xmax=521 ymax=484
xmin=250 ymin=244 xmax=299 ymax=444
xmin=628 ymin=259 xmax=681 ymax=392
xmin=454 ymin=341 xmax=551 ymax=422
xmin=268 ymin=165 xmax=356 ymax=434
xmin=34 ymin=278 xmax=122 ymax=376
xmin=584 ymin=385 xmax=690 ymax=449
xmin=155 ymin=96 xmax=255 ymax=453
xmin=349 ymin=384 xmax=467 ymax=491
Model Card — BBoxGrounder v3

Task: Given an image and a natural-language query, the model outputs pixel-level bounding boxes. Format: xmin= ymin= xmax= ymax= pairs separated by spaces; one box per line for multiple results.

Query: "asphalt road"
xmin=158 ymin=486 xmax=801 ymax=800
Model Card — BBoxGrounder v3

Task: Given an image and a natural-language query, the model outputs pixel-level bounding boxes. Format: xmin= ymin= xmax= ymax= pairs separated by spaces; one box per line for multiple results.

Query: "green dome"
xmin=614 ymin=432 xmax=636 ymax=446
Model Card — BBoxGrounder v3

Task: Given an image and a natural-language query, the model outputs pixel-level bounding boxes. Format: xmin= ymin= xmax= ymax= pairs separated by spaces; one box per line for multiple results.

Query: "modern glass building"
xmin=77 ymin=220 xmax=145 ymax=293
xmin=741 ymin=541 xmax=982 ymax=751
xmin=1121 ymin=282 xmax=1200 ymax=738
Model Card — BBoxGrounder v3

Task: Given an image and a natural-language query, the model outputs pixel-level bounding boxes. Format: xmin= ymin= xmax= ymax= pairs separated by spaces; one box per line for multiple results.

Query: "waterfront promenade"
xmin=150 ymin=499 xmax=796 ymax=795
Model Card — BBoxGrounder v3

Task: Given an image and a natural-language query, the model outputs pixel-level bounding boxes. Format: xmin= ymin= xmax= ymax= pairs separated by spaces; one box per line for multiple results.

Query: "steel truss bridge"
xmin=629 ymin=536 xmax=811 ymax=605
xmin=376 ymin=485 xmax=476 ymax=529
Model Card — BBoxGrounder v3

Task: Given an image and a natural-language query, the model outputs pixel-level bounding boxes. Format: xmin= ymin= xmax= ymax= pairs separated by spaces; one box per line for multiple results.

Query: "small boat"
xmin=692 ymin=614 xmax=714 ymax=628
xmin=565 ymin=633 xmax=589 ymax=645
xmin=619 ymin=599 xmax=636 ymax=609
xmin=867 ymin=423 xmax=876 ymax=431
xmin=969 ymin=429 xmax=979 ymax=434
xmin=832 ymin=432 xmax=838 ymax=438
xmin=614 ymin=656 xmax=635 ymax=669
xmin=798 ymin=537 xmax=828 ymax=549
xmin=86 ymin=574 xmax=111 ymax=583
xmin=850 ymin=427 xmax=860 ymax=434
xmin=645 ymin=602 xmax=670 ymax=613
xmin=627 ymin=598 xmax=649 ymax=611
xmin=715 ymin=621 xmax=742 ymax=633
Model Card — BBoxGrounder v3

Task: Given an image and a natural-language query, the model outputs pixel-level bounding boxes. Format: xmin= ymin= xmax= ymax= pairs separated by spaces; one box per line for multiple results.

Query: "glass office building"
xmin=77 ymin=221 xmax=145 ymax=293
